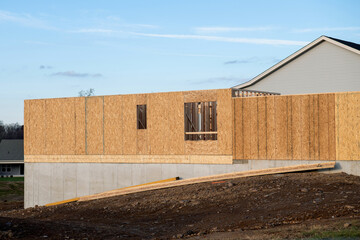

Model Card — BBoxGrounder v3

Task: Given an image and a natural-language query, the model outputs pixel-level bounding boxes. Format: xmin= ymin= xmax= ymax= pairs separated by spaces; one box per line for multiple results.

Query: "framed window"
xmin=1 ymin=164 xmax=11 ymax=172
xmin=137 ymin=105 xmax=147 ymax=129
xmin=184 ymin=101 xmax=217 ymax=140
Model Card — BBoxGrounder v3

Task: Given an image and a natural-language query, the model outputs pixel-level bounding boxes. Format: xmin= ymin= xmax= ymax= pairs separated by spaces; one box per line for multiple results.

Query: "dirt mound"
xmin=1 ymin=172 xmax=360 ymax=239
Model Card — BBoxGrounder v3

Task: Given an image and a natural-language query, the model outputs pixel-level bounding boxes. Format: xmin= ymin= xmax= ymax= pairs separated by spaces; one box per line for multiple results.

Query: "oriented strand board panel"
xmin=185 ymin=141 xmax=218 ymax=155
xmin=242 ymin=98 xmax=252 ymax=159
xmin=300 ymin=95 xmax=310 ymax=160
xmin=291 ymin=95 xmax=302 ymax=160
xmin=122 ymin=95 xmax=137 ymax=155
xmin=266 ymin=96 xmax=276 ymax=159
xmin=74 ymin=97 xmax=86 ymax=155
xmin=44 ymin=99 xmax=62 ymax=155
xmin=336 ymin=92 xmax=360 ymax=160
xmin=104 ymin=95 xmax=123 ymax=155
xmin=249 ymin=98 xmax=258 ymax=159
xmin=28 ymin=100 xmax=46 ymax=155
xmin=217 ymin=89 xmax=233 ymax=155
xmin=62 ymin=98 xmax=76 ymax=155
xmin=183 ymin=89 xmax=217 ymax=102
xmin=319 ymin=94 xmax=329 ymax=160
xmin=86 ymin=97 xmax=104 ymax=155
xmin=286 ymin=96 xmax=293 ymax=160
xmin=258 ymin=97 xmax=267 ymax=159
xmin=274 ymin=96 xmax=288 ymax=159
xmin=328 ymin=94 xmax=336 ymax=160
xmin=234 ymin=98 xmax=244 ymax=159
xmin=167 ymin=92 xmax=185 ymax=155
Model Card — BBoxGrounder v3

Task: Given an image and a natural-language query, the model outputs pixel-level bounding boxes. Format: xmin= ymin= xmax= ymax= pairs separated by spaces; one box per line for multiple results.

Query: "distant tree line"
xmin=0 ymin=121 xmax=23 ymax=142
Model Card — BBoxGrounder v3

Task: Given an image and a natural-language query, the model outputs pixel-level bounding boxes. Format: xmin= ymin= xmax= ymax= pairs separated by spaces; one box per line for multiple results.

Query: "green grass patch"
xmin=302 ymin=225 xmax=360 ymax=239
xmin=0 ymin=177 xmax=24 ymax=182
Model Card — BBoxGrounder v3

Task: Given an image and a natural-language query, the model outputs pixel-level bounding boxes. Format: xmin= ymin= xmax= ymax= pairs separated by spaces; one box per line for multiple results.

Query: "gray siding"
xmin=244 ymin=41 xmax=360 ymax=94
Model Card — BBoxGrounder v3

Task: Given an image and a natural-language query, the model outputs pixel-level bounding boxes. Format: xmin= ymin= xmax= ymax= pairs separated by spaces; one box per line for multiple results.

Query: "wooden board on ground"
xmin=79 ymin=162 xmax=335 ymax=202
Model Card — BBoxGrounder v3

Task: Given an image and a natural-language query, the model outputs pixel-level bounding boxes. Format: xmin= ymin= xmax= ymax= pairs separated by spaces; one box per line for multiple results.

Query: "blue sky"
xmin=1 ymin=0 xmax=359 ymax=124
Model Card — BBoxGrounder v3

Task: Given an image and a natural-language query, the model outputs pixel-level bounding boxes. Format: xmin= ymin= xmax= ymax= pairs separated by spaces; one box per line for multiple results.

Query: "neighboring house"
xmin=233 ymin=36 xmax=360 ymax=94
xmin=0 ymin=139 xmax=24 ymax=177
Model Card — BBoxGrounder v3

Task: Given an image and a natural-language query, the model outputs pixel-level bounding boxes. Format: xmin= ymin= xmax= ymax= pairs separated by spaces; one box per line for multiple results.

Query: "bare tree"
xmin=78 ymin=88 xmax=95 ymax=97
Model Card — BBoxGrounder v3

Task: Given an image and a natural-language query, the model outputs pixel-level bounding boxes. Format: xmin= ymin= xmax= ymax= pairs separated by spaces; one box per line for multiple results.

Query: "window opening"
xmin=137 ymin=105 xmax=147 ymax=129
xmin=184 ymin=101 xmax=217 ymax=140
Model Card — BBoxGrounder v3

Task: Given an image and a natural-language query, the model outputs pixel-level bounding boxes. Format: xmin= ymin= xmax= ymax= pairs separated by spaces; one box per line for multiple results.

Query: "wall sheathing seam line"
xmin=286 ymin=97 xmax=289 ymax=160
xmin=233 ymin=98 xmax=236 ymax=160
xmin=265 ymin=97 xmax=268 ymax=160
xmin=327 ymin=95 xmax=330 ymax=160
xmin=44 ymin=100 xmax=47 ymax=155
xmin=289 ymin=96 xmax=292 ymax=160
xmin=308 ymin=96 xmax=311 ymax=160
xmin=74 ymin=99 xmax=76 ymax=155
xmin=257 ymin=98 xmax=259 ymax=159
xmin=242 ymin=98 xmax=244 ymax=159
xmin=85 ymin=97 xmax=88 ymax=155
xmin=318 ymin=95 xmax=320 ymax=160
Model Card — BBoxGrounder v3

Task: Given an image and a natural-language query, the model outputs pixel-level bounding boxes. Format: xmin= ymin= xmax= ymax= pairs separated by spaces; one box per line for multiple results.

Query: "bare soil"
xmin=0 ymin=172 xmax=360 ymax=239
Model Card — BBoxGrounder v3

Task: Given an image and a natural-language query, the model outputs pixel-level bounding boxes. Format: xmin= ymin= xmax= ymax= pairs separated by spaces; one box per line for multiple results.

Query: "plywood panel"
xmin=185 ymin=141 xmax=218 ymax=155
xmin=313 ymin=95 xmax=320 ymax=160
xmin=45 ymin=99 xmax=62 ymax=155
xmin=292 ymin=95 xmax=302 ymax=160
xmin=74 ymin=97 xmax=86 ymax=155
xmin=309 ymin=95 xmax=316 ymax=160
xmin=319 ymin=94 xmax=329 ymax=160
xmin=24 ymin=100 xmax=30 ymax=155
xmin=234 ymin=99 xmax=244 ymax=159
xmin=300 ymin=95 xmax=310 ymax=160
xmin=86 ymin=97 xmax=104 ymax=154
xmin=328 ymin=94 xmax=336 ymax=160
xmin=122 ymin=95 xmax=137 ymax=155
xmin=286 ymin=96 xmax=292 ymax=160
xmin=62 ymin=98 xmax=76 ymax=155
xmin=336 ymin=92 xmax=360 ymax=160
xmin=275 ymin=96 xmax=288 ymax=159
xmin=249 ymin=98 xmax=258 ymax=159
xmin=148 ymin=92 xmax=167 ymax=154
xmin=266 ymin=96 xmax=276 ymax=159
xmin=167 ymin=92 xmax=184 ymax=155
xmin=258 ymin=97 xmax=267 ymax=159
xmin=242 ymin=98 xmax=251 ymax=159
xmin=104 ymin=95 xmax=123 ymax=155
xmin=29 ymin=100 xmax=46 ymax=155
xmin=183 ymin=89 xmax=217 ymax=103
xmin=217 ymin=89 xmax=233 ymax=155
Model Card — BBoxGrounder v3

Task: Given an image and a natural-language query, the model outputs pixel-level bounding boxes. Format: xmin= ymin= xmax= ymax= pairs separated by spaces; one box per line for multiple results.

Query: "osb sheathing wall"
xmin=234 ymin=92 xmax=360 ymax=161
xmin=24 ymin=89 xmax=233 ymax=164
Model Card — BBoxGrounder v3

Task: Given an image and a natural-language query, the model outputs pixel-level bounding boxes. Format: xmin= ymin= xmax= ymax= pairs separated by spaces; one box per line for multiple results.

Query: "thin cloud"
xmin=192 ymin=77 xmax=249 ymax=85
xmin=294 ymin=27 xmax=360 ymax=33
xmin=195 ymin=26 xmax=274 ymax=34
xmin=51 ymin=71 xmax=102 ymax=78
xmin=74 ymin=28 xmax=117 ymax=34
xmin=39 ymin=65 xmax=53 ymax=69
xmin=0 ymin=10 xmax=53 ymax=29
xmin=224 ymin=57 xmax=280 ymax=64
xmin=133 ymin=32 xmax=309 ymax=46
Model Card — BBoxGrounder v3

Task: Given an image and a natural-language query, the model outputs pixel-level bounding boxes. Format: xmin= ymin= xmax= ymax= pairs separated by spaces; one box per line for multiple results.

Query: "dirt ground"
xmin=0 ymin=172 xmax=360 ymax=239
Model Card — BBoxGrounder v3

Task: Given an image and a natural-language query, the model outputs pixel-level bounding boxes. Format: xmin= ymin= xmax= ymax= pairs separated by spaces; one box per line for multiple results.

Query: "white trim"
xmin=232 ymin=36 xmax=360 ymax=89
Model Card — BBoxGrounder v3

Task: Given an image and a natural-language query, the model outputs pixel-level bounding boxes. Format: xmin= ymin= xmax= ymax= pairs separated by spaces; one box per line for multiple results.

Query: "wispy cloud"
xmin=195 ymin=26 xmax=274 ymax=34
xmin=51 ymin=71 xmax=102 ymax=78
xmin=192 ymin=77 xmax=249 ymax=85
xmin=294 ymin=27 xmax=360 ymax=33
xmin=0 ymin=10 xmax=53 ymax=29
xmin=73 ymin=28 xmax=117 ymax=34
xmin=224 ymin=57 xmax=280 ymax=65
xmin=133 ymin=32 xmax=309 ymax=46
xmin=39 ymin=65 xmax=53 ymax=69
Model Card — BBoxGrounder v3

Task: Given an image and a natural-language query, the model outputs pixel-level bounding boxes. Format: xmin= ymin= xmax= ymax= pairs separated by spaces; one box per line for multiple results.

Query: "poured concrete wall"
xmin=25 ymin=160 xmax=360 ymax=208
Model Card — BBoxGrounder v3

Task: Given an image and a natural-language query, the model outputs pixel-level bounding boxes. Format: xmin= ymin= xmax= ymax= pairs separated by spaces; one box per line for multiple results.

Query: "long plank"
xmin=79 ymin=162 xmax=335 ymax=202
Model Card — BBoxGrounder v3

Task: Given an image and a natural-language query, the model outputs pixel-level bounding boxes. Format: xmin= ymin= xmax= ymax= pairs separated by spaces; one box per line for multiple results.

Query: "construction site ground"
xmin=1 ymin=171 xmax=360 ymax=239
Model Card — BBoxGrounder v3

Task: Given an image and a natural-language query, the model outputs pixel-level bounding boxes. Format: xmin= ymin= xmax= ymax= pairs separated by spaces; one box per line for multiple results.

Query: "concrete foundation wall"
xmin=24 ymin=160 xmax=360 ymax=208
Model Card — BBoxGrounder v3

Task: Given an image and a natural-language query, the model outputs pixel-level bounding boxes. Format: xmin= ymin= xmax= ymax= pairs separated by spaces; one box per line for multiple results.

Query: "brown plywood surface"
xmin=275 ymin=96 xmax=288 ymax=159
xmin=234 ymin=99 xmax=244 ymax=159
xmin=286 ymin=96 xmax=293 ymax=160
xmin=249 ymin=98 xmax=258 ymax=159
xmin=62 ymin=98 xmax=76 ymax=155
xmin=183 ymin=89 xmax=217 ymax=103
xmin=242 ymin=98 xmax=251 ymax=159
xmin=185 ymin=141 xmax=218 ymax=155
xmin=266 ymin=96 xmax=276 ymax=159
xmin=104 ymin=95 xmax=123 ymax=155
xmin=258 ymin=97 xmax=267 ymax=159
xmin=319 ymin=94 xmax=329 ymax=160
xmin=86 ymin=97 xmax=104 ymax=154
xmin=328 ymin=94 xmax=336 ymax=160
xmin=74 ymin=98 xmax=86 ymax=155
xmin=167 ymin=92 xmax=184 ymax=155
xmin=291 ymin=96 xmax=302 ymax=160
xmin=45 ymin=99 xmax=63 ymax=155
xmin=29 ymin=100 xmax=46 ymax=155
xmin=300 ymin=95 xmax=310 ymax=160
xmin=217 ymin=89 xmax=233 ymax=155
xmin=122 ymin=95 xmax=137 ymax=155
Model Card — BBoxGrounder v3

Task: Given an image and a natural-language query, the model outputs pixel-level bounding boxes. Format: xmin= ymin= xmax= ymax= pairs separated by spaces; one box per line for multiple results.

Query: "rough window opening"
xmin=137 ymin=105 xmax=147 ymax=129
xmin=184 ymin=101 xmax=217 ymax=140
